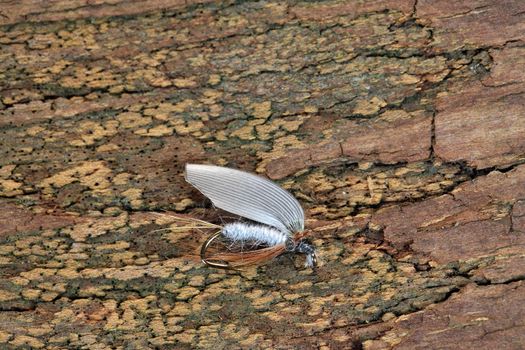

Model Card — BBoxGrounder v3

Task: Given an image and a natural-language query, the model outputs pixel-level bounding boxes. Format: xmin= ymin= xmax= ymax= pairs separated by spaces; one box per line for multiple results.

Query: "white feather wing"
xmin=185 ymin=164 xmax=304 ymax=234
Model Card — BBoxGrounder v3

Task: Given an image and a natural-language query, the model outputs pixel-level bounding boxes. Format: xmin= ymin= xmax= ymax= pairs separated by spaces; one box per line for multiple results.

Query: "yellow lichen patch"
xmin=146 ymin=99 xmax=195 ymax=115
xmin=239 ymin=333 xmax=265 ymax=348
xmin=188 ymin=275 xmax=205 ymax=287
xmin=9 ymin=335 xmax=45 ymax=349
xmin=41 ymin=291 xmax=60 ymax=302
xmin=112 ymin=172 xmax=132 ymax=186
xmin=124 ymin=68 xmax=160 ymax=87
xmin=103 ymin=266 xmax=141 ymax=280
xmin=51 ymin=308 xmax=74 ymax=326
xmin=104 ymin=311 xmax=122 ymax=330
xmin=65 ymin=213 xmax=127 ymax=241
xmin=200 ymin=89 xmax=223 ymax=105
xmin=221 ymin=323 xmax=250 ymax=342
xmin=96 ymin=143 xmax=120 ymax=152
xmin=117 ymin=112 xmax=152 ymax=129
xmin=379 ymin=330 xmax=408 ymax=347
xmin=135 ymin=124 xmax=173 ymax=137
xmin=150 ymin=316 xmax=167 ymax=337
xmin=298 ymin=318 xmax=331 ymax=334
xmin=54 ymin=253 xmax=89 ymax=263
xmin=121 ymin=188 xmax=143 ymax=209
xmin=168 ymin=302 xmax=192 ymax=317
xmin=316 ymin=243 xmax=341 ymax=263
xmin=21 ymin=288 xmax=42 ymax=300
xmin=378 ymin=109 xmax=415 ymax=123
xmin=128 ymin=213 xmax=157 ymax=229
xmin=0 ymin=179 xmax=23 ymax=197
xmin=283 ymin=293 xmax=303 ymax=301
xmin=108 ymin=84 xmax=124 ymax=94
xmin=38 ymin=282 xmax=67 ymax=294
xmin=209 ymin=103 xmax=223 ymax=118
xmin=262 ymin=311 xmax=284 ymax=321
xmin=56 ymin=268 xmax=80 ymax=279
xmin=382 ymin=312 xmax=397 ymax=322
xmin=59 ymin=76 xmax=84 ymax=89
xmin=95 ymin=241 xmax=130 ymax=251
xmin=353 ymin=97 xmax=387 ymax=115
xmin=135 ymin=257 xmax=149 ymax=265
xmin=42 ymin=129 xmax=66 ymax=143
xmin=0 ymin=289 xmax=18 ymax=302
xmin=150 ymin=76 xmax=172 ymax=87
xmin=0 ymin=164 xmax=16 ymax=178
xmin=47 ymin=59 xmax=71 ymax=74
xmin=304 ymin=172 xmax=336 ymax=193
xmin=69 ymin=120 xmax=118 ymax=146
xmin=230 ymin=125 xmax=255 ymax=140
xmin=351 ymin=270 xmax=380 ymax=296
xmin=86 ymin=75 xmax=118 ymax=89
xmin=393 ymin=162 xmax=426 ymax=176
xmin=424 ymin=183 xmax=442 ymax=193
xmin=196 ymin=324 xmax=221 ymax=348
xmin=208 ymin=74 xmax=221 ymax=85
xmin=397 ymin=73 xmax=421 ymax=85
xmin=14 ymin=237 xmax=38 ymax=249
xmin=0 ymin=245 xmax=14 ymax=255
xmin=15 ymin=238 xmax=40 ymax=252
xmin=289 ymin=281 xmax=313 ymax=290
xmin=25 ymin=125 xmax=46 ymax=136
xmin=113 ymin=298 xmax=158 ymax=333
xmin=2 ymin=89 xmax=42 ymax=104
xmin=238 ymin=267 xmax=258 ymax=280
xmin=255 ymin=115 xmax=308 ymax=140
xmin=110 ymin=251 xmax=136 ymax=265
xmin=250 ymin=101 xmax=272 ymax=119
xmin=0 ymin=331 xmax=11 ymax=342
xmin=173 ymin=78 xmax=197 ymax=88
xmin=170 ymin=119 xmax=204 ymax=136
xmin=246 ymin=290 xmax=280 ymax=309
xmin=173 ymin=330 xmax=195 ymax=344
xmin=280 ymin=118 xmax=306 ymax=132
xmin=80 ymin=165 xmax=112 ymax=193
xmin=173 ymin=198 xmax=194 ymax=211
xmin=109 ymin=309 xmax=137 ymax=331
xmin=27 ymin=324 xmax=53 ymax=337
xmin=305 ymin=294 xmax=338 ymax=316
xmin=157 ymin=225 xmax=193 ymax=243
xmin=19 ymin=268 xmax=57 ymax=281
xmin=424 ymin=69 xmax=450 ymax=83
xmin=248 ymin=118 xmax=266 ymax=127
xmin=175 ymin=286 xmax=200 ymax=301
xmin=38 ymin=161 xmax=112 ymax=192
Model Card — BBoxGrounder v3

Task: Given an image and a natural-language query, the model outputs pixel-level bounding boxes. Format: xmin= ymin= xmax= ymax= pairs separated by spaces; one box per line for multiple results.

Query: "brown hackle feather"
xmin=206 ymin=243 xmax=287 ymax=268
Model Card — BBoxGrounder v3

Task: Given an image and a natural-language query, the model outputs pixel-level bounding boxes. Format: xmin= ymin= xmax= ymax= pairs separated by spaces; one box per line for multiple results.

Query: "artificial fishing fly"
xmin=185 ymin=164 xmax=317 ymax=270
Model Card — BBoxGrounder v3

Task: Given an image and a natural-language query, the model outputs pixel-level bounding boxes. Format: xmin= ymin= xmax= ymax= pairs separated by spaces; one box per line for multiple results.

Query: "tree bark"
xmin=1 ymin=1 xmax=524 ymax=349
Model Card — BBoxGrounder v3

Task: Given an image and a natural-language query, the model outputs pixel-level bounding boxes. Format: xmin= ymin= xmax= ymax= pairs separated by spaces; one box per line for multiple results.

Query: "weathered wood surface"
xmin=1 ymin=0 xmax=524 ymax=349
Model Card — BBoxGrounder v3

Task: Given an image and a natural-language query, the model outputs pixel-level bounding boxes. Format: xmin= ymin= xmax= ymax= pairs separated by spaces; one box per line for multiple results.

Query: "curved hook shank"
xmin=200 ymin=231 xmax=231 ymax=269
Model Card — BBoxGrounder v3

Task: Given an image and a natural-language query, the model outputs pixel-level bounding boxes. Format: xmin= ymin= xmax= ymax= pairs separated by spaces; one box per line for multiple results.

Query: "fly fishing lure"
xmin=185 ymin=164 xmax=317 ymax=269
